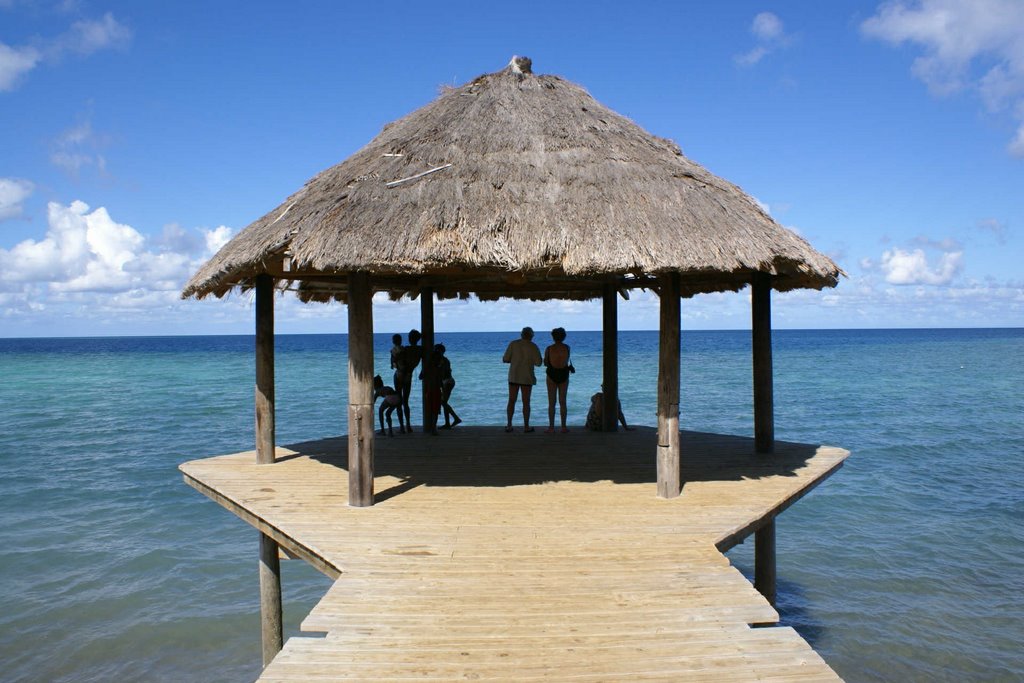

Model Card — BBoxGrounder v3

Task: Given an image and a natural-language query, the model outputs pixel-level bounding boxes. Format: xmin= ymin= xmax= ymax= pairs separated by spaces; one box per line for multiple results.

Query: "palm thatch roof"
xmin=182 ymin=56 xmax=841 ymax=303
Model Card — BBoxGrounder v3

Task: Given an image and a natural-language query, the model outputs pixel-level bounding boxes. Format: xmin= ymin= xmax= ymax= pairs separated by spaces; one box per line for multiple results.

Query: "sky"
xmin=1 ymin=0 xmax=1022 ymax=337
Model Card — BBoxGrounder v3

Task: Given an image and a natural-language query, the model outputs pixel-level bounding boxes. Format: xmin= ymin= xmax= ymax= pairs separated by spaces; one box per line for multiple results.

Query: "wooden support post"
xmin=755 ymin=519 xmax=777 ymax=606
xmin=258 ymin=531 xmax=283 ymax=667
xmin=254 ymin=274 xmax=283 ymax=665
xmin=657 ymin=273 xmax=681 ymax=499
xmin=255 ymin=274 xmax=275 ymax=465
xmin=347 ymin=272 xmax=375 ymax=507
xmin=752 ymin=272 xmax=775 ymax=454
xmin=602 ymin=283 xmax=619 ymax=432
xmin=420 ymin=287 xmax=435 ymax=433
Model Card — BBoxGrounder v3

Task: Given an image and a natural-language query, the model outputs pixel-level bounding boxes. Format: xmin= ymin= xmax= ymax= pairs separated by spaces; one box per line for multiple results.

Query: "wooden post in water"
xmin=752 ymin=272 xmax=774 ymax=454
xmin=657 ymin=273 xmax=681 ymax=498
xmin=258 ymin=531 xmax=283 ymax=666
xmin=602 ymin=283 xmax=619 ymax=432
xmin=420 ymin=287 xmax=435 ymax=433
xmin=347 ymin=272 xmax=375 ymax=507
xmin=752 ymin=271 xmax=777 ymax=604
xmin=254 ymin=274 xmax=283 ymax=665
xmin=755 ymin=518 xmax=777 ymax=606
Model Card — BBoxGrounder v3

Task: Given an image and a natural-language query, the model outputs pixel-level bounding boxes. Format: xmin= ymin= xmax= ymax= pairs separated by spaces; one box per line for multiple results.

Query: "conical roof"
xmin=182 ymin=56 xmax=841 ymax=302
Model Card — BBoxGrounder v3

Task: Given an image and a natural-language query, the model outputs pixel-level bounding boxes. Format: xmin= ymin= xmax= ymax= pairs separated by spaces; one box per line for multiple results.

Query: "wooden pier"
xmin=181 ymin=426 xmax=847 ymax=682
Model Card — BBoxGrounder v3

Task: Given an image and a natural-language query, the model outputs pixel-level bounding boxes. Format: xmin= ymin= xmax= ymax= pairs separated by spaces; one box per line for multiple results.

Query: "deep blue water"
xmin=1 ymin=329 xmax=1021 ymax=682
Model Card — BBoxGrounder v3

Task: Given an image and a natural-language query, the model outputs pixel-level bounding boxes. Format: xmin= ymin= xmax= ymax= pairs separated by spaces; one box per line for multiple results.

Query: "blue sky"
xmin=1 ymin=0 xmax=1021 ymax=336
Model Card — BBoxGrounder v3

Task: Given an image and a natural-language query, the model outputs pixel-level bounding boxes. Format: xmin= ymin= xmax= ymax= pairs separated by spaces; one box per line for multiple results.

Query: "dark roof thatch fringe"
xmin=182 ymin=56 xmax=842 ymax=303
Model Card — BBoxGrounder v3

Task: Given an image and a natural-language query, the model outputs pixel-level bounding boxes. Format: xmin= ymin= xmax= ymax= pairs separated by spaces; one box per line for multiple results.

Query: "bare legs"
xmin=396 ymin=373 xmax=412 ymax=432
xmin=440 ymin=382 xmax=461 ymax=429
xmin=506 ymin=383 xmax=534 ymax=431
xmin=546 ymin=377 xmax=569 ymax=431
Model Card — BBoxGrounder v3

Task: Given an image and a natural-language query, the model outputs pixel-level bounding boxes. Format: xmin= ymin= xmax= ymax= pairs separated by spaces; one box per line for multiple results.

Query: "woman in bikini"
xmin=543 ymin=327 xmax=573 ymax=433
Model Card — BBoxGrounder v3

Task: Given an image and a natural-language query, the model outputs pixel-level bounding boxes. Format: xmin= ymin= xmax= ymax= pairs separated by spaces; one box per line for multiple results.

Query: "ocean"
xmin=1 ymin=329 xmax=1021 ymax=682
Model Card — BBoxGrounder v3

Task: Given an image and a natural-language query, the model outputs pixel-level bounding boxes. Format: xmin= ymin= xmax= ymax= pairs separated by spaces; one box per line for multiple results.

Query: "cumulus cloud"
xmin=0 ymin=12 xmax=130 ymax=92
xmin=879 ymin=246 xmax=963 ymax=285
xmin=0 ymin=200 xmax=232 ymax=298
xmin=862 ymin=0 xmax=1024 ymax=157
xmin=0 ymin=177 xmax=34 ymax=221
xmin=736 ymin=12 xmax=791 ymax=67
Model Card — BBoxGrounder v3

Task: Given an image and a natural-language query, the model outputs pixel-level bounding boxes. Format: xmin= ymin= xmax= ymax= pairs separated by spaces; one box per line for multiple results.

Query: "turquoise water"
xmin=1 ymin=329 xmax=1021 ymax=682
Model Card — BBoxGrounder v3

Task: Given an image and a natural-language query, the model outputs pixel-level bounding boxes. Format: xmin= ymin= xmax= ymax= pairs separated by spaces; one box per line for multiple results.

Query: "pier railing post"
xmin=752 ymin=272 xmax=774 ymax=454
xmin=254 ymin=274 xmax=283 ymax=665
xmin=657 ymin=273 xmax=681 ymax=498
xmin=755 ymin=519 xmax=777 ymax=606
xmin=602 ymin=282 xmax=619 ymax=432
xmin=347 ymin=272 xmax=375 ymax=507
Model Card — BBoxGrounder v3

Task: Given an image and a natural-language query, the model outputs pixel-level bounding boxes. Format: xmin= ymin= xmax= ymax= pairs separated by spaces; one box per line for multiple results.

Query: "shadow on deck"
xmin=285 ymin=426 xmax=827 ymax=492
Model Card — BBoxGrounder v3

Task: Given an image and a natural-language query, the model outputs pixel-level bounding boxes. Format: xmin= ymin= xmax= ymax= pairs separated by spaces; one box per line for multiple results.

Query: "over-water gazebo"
xmin=182 ymin=57 xmax=845 ymax=677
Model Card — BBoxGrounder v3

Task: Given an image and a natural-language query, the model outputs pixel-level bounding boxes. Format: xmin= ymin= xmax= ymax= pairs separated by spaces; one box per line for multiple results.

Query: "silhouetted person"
xmin=394 ymin=329 xmax=422 ymax=432
xmin=502 ymin=326 xmax=542 ymax=432
xmin=435 ymin=343 xmax=461 ymax=429
xmin=585 ymin=385 xmax=634 ymax=431
xmin=373 ymin=375 xmax=405 ymax=436
xmin=543 ymin=327 xmax=573 ymax=433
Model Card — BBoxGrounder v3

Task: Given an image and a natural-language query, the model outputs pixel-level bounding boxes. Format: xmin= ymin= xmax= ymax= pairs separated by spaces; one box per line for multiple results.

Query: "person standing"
xmin=395 ymin=329 xmax=422 ymax=432
xmin=502 ymin=327 xmax=542 ymax=432
xmin=435 ymin=344 xmax=462 ymax=430
xmin=543 ymin=327 xmax=573 ymax=433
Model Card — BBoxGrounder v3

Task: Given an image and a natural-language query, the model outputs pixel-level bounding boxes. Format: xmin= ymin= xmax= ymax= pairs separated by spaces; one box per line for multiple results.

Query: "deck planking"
xmin=181 ymin=426 xmax=847 ymax=682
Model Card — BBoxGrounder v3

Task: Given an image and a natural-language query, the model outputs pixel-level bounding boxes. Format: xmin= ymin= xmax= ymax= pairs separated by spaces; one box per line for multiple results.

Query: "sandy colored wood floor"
xmin=181 ymin=426 xmax=847 ymax=682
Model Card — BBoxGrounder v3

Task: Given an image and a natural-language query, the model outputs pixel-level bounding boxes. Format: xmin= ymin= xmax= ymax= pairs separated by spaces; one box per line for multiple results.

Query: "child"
xmin=373 ymin=374 xmax=405 ymax=436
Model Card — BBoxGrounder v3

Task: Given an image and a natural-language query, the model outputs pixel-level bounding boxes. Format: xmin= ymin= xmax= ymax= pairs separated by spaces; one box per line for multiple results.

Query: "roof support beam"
xmin=657 ymin=272 xmax=681 ymax=499
xmin=420 ymin=287 xmax=436 ymax=433
xmin=601 ymin=283 xmax=619 ymax=432
xmin=255 ymin=274 xmax=276 ymax=464
xmin=254 ymin=274 xmax=283 ymax=665
xmin=752 ymin=272 xmax=774 ymax=454
xmin=347 ymin=271 xmax=375 ymax=507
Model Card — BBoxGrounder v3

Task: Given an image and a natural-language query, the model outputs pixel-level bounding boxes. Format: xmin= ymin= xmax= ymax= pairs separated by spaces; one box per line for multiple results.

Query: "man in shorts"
xmin=502 ymin=326 xmax=542 ymax=432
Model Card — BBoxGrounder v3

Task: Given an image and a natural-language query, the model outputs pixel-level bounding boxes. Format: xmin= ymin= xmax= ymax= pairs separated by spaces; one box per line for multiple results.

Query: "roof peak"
xmin=508 ymin=55 xmax=532 ymax=74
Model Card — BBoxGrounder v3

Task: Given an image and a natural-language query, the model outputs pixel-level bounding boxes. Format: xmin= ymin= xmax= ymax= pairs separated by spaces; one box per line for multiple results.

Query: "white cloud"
xmin=0 ymin=200 xmax=232 ymax=299
xmin=862 ymin=0 xmax=1024 ymax=157
xmin=0 ymin=177 xmax=34 ymax=220
xmin=752 ymin=12 xmax=784 ymax=41
xmin=50 ymin=12 xmax=132 ymax=58
xmin=50 ymin=119 xmax=110 ymax=176
xmin=879 ymin=246 xmax=963 ymax=285
xmin=0 ymin=12 xmax=130 ymax=93
xmin=735 ymin=12 xmax=791 ymax=67
xmin=0 ymin=42 xmax=40 ymax=91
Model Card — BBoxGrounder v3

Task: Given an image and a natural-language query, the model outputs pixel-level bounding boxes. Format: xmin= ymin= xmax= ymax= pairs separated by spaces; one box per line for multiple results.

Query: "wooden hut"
xmin=182 ymin=56 xmax=844 ymax=674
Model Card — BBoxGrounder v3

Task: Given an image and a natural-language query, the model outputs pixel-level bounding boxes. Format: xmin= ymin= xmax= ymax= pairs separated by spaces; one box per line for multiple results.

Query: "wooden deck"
xmin=181 ymin=427 xmax=848 ymax=682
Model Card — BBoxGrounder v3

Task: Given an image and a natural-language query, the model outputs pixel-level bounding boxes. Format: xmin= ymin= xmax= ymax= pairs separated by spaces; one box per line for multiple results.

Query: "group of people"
xmin=374 ymin=326 xmax=631 ymax=437
xmin=503 ymin=326 xmax=632 ymax=434
xmin=375 ymin=329 xmax=461 ymax=437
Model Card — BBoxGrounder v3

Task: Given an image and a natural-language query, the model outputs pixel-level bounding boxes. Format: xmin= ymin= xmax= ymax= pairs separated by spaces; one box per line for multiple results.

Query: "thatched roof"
xmin=183 ymin=56 xmax=841 ymax=302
